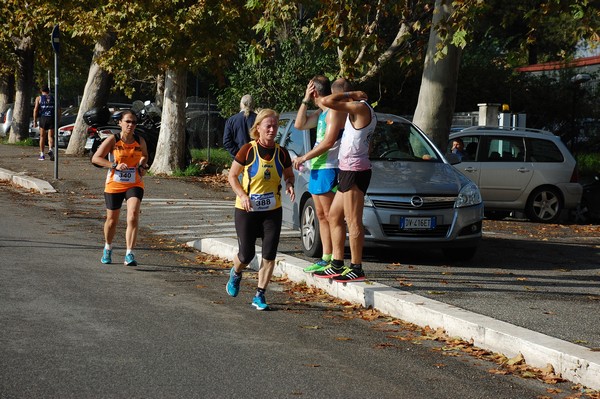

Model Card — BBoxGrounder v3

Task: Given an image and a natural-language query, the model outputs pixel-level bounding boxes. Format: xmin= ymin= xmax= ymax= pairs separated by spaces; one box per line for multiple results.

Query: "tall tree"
xmin=65 ymin=32 xmax=115 ymax=156
xmin=1 ymin=0 xmax=63 ymax=143
xmin=412 ymin=0 xmax=461 ymax=149
xmin=244 ymin=0 xmax=599 ymax=148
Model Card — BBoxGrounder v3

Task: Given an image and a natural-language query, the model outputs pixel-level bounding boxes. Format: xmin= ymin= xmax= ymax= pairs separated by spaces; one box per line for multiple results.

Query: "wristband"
xmin=301 ymin=100 xmax=310 ymax=106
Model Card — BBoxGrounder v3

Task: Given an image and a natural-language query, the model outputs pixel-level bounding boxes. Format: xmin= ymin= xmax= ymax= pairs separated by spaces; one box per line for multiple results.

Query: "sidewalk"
xmin=1 ymin=144 xmax=599 ymax=390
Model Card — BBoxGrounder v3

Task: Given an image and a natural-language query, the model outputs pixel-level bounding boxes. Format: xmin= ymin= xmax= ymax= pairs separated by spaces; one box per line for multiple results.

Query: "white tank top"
xmin=338 ymin=101 xmax=376 ymax=171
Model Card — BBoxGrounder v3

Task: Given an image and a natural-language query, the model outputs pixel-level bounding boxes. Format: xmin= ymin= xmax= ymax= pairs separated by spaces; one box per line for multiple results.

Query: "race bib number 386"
xmin=113 ymin=167 xmax=137 ymax=183
xmin=250 ymin=192 xmax=276 ymax=211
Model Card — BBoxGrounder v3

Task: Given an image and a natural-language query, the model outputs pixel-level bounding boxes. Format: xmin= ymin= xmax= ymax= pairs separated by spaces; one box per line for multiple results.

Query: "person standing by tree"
xmin=292 ymin=76 xmax=349 ymax=273
xmin=92 ymin=110 xmax=149 ymax=267
xmin=226 ymin=109 xmax=295 ymax=310
xmin=314 ymin=84 xmax=376 ymax=282
xmin=33 ymin=86 xmax=58 ymax=161
xmin=223 ymin=94 xmax=257 ymax=158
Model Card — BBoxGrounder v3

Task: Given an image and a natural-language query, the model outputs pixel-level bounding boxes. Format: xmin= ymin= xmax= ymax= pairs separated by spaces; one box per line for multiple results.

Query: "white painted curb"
xmin=188 ymin=237 xmax=600 ymax=390
xmin=0 ymin=167 xmax=56 ymax=194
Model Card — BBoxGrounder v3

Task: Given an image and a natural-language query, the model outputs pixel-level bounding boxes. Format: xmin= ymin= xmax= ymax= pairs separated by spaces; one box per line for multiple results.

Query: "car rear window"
xmin=527 ymin=138 xmax=564 ymax=162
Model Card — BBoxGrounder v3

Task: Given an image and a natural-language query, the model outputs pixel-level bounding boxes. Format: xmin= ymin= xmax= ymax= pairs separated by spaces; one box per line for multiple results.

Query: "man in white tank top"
xmin=313 ymin=80 xmax=376 ymax=282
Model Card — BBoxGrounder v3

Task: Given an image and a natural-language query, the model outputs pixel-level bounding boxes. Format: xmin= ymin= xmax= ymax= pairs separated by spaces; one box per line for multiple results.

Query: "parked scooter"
xmin=571 ymin=175 xmax=600 ymax=224
xmin=84 ymin=101 xmax=160 ymax=167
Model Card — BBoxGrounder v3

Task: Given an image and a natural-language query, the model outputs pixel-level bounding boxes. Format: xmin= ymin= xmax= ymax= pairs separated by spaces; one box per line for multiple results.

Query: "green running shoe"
xmin=303 ymin=259 xmax=330 ymax=273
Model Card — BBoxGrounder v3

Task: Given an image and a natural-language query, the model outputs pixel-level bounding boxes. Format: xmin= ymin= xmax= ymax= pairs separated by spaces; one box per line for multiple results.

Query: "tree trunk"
xmin=412 ymin=0 xmax=462 ymax=150
xmin=0 ymin=73 xmax=13 ymax=114
xmin=65 ymin=32 xmax=115 ymax=156
xmin=8 ymin=37 xmax=34 ymax=143
xmin=150 ymin=67 xmax=187 ymax=175
xmin=155 ymin=72 xmax=165 ymax=109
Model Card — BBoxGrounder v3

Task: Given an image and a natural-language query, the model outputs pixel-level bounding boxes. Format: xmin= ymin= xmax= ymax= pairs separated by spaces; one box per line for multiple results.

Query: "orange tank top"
xmin=104 ymin=135 xmax=145 ymax=193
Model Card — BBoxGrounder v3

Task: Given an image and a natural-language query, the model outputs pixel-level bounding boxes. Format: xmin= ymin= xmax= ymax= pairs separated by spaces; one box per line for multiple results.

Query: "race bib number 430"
xmin=250 ymin=192 xmax=276 ymax=211
xmin=113 ymin=167 xmax=137 ymax=183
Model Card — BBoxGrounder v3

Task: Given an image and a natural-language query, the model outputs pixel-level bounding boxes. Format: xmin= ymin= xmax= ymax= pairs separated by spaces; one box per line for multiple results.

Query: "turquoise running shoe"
xmin=124 ymin=253 xmax=137 ymax=266
xmin=252 ymin=292 xmax=269 ymax=310
xmin=101 ymin=249 xmax=112 ymax=264
xmin=226 ymin=267 xmax=242 ymax=297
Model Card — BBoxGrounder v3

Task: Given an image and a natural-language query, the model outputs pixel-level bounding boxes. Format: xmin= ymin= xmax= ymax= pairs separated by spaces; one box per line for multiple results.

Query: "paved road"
xmin=1 ymin=188 xmax=574 ymax=399
xmin=1 ymin=145 xmax=599 ymax=352
xmin=1 ymin=144 xmax=599 ymax=392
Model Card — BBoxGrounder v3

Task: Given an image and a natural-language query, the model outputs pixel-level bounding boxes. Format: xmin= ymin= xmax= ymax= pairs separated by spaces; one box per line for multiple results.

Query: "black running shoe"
xmin=332 ymin=266 xmax=366 ymax=282
xmin=313 ymin=265 xmax=345 ymax=279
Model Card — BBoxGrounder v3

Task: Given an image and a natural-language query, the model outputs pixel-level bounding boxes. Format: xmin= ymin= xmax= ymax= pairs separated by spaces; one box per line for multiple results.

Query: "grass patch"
xmin=1 ymin=138 xmax=35 ymax=146
xmin=173 ymin=147 xmax=231 ymax=177
xmin=190 ymin=148 xmax=231 ymax=168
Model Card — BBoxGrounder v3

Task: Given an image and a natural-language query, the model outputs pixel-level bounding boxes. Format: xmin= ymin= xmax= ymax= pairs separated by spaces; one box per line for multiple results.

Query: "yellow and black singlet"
xmin=234 ymin=141 xmax=291 ymax=211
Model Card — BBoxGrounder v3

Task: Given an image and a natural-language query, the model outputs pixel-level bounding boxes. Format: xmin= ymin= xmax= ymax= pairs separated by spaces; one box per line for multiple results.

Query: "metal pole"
xmin=54 ymin=51 xmax=59 ymax=179
xmin=207 ymin=93 xmax=211 ymax=163
xmin=51 ymin=25 xmax=60 ymax=179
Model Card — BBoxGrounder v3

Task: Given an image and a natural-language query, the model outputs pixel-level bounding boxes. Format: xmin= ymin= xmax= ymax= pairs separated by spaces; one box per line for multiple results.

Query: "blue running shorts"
xmin=308 ymin=168 xmax=338 ymax=195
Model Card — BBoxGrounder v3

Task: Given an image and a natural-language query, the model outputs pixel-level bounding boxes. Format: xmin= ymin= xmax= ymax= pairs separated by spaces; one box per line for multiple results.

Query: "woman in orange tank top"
xmin=92 ymin=110 xmax=149 ymax=267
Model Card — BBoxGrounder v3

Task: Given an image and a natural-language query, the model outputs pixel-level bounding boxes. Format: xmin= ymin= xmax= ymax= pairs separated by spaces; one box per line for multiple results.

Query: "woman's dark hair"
xmin=119 ymin=109 xmax=137 ymax=121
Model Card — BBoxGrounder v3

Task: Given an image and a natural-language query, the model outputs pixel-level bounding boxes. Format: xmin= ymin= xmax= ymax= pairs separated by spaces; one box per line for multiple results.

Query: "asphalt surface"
xmin=4 ymin=187 xmax=586 ymax=399
xmin=1 ymin=143 xmax=599 ymax=391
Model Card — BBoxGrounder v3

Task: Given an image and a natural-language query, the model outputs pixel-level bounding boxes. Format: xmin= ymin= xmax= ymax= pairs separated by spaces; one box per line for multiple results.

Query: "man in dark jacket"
xmin=223 ymin=94 xmax=257 ymax=157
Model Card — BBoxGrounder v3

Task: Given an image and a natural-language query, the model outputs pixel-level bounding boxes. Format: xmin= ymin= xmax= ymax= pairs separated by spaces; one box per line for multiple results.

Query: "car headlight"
xmin=455 ymin=182 xmax=482 ymax=208
xmin=364 ymin=194 xmax=374 ymax=207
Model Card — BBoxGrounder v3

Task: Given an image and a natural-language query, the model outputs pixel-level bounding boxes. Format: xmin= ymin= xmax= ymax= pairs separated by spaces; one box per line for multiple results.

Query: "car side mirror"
xmin=445 ymin=152 xmax=461 ymax=165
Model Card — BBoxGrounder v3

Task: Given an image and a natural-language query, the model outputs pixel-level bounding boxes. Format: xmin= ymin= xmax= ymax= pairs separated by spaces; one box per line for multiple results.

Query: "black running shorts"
xmin=338 ymin=170 xmax=372 ymax=194
xmin=104 ymin=187 xmax=144 ymax=210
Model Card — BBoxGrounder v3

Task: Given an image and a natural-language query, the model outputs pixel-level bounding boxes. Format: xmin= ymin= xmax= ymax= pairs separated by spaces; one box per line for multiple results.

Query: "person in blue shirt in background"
xmin=223 ymin=94 xmax=257 ymax=158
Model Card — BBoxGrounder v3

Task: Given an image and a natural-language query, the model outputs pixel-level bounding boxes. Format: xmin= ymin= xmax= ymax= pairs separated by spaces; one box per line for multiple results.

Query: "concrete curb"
xmin=188 ymin=237 xmax=600 ymax=390
xmin=0 ymin=167 xmax=56 ymax=194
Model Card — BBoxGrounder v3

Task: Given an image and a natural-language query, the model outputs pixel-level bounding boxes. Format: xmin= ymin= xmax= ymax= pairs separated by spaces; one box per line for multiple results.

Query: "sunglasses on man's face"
xmin=122 ymin=120 xmax=137 ymax=125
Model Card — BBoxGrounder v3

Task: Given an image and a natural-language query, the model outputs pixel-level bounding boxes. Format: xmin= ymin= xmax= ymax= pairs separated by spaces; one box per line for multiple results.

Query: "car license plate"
xmin=400 ymin=217 xmax=436 ymax=230
xmin=85 ymin=137 xmax=95 ymax=150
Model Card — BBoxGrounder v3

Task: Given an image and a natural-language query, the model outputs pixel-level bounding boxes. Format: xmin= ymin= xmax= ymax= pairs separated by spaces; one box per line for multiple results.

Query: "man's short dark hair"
xmin=42 ymin=86 xmax=50 ymax=93
xmin=311 ymin=75 xmax=331 ymax=97
xmin=331 ymin=78 xmax=351 ymax=93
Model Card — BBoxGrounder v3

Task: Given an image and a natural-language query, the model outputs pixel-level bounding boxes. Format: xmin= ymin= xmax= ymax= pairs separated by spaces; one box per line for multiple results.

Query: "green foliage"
xmin=216 ymin=33 xmax=337 ymax=117
xmin=577 ymin=153 xmax=600 ymax=176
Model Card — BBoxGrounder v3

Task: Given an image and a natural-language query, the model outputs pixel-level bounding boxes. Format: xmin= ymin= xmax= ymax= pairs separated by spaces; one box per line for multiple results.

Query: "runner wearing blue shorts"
xmin=293 ymin=76 xmax=349 ymax=272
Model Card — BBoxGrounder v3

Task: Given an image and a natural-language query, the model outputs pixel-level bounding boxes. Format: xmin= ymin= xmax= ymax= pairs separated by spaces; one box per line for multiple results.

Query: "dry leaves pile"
xmin=277 ymin=277 xmax=600 ymax=399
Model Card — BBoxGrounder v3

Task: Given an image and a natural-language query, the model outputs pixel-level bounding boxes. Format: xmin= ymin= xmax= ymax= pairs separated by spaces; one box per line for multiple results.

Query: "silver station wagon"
xmin=449 ymin=126 xmax=583 ymax=223
xmin=276 ymin=112 xmax=484 ymax=261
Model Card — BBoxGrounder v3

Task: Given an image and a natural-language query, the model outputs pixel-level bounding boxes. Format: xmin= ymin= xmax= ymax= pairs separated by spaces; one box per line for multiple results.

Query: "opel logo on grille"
xmin=410 ymin=196 xmax=424 ymax=207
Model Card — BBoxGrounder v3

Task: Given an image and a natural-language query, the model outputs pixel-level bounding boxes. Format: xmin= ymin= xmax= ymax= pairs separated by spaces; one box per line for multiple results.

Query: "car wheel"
xmin=442 ymin=246 xmax=477 ymax=261
xmin=525 ymin=187 xmax=563 ymax=223
xmin=301 ymin=197 xmax=323 ymax=258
